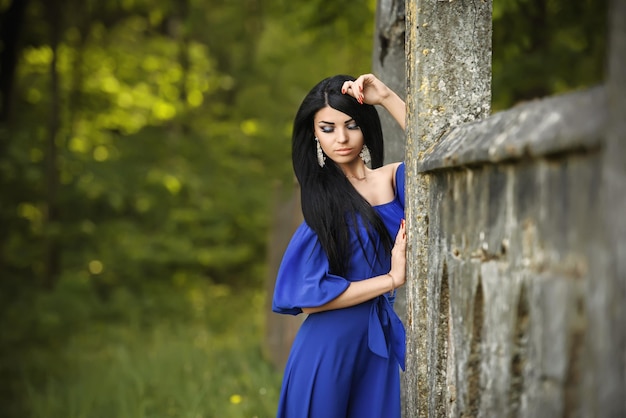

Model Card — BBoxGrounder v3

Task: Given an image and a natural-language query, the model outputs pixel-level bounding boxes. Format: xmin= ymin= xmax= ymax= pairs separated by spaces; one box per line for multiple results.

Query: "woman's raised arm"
xmin=341 ymin=74 xmax=406 ymax=130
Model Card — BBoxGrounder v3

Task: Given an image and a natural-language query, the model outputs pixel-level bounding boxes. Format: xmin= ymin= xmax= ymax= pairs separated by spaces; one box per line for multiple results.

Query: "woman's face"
xmin=313 ymin=106 xmax=364 ymax=166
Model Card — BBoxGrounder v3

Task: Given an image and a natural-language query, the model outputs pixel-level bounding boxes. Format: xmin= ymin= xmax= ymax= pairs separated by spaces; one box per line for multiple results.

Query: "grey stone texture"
xmin=372 ymin=0 xmax=406 ymax=164
xmin=404 ymin=0 xmax=492 ymax=416
xmin=372 ymin=0 xmax=408 ymax=410
xmin=402 ymin=0 xmax=625 ymax=416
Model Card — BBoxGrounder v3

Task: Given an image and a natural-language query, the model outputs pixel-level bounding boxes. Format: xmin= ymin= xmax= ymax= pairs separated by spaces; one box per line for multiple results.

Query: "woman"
xmin=272 ymin=73 xmax=407 ymax=418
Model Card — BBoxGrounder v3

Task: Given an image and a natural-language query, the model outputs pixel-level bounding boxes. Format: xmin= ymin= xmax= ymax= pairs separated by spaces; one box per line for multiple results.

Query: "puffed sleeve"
xmin=272 ymin=222 xmax=350 ymax=315
xmin=396 ymin=162 xmax=406 ymax=209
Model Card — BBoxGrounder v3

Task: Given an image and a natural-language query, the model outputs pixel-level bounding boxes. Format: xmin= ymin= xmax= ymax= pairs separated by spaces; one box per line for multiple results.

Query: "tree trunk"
xmin=42 ymin=0 xmax=62 ymax=291
xmin=0 ymin=0 xmax=30 ymax=124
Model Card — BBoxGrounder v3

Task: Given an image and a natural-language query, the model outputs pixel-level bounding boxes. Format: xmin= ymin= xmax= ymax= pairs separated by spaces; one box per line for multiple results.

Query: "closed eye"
xmin=317 ymin=119 xmax=359 ymax=133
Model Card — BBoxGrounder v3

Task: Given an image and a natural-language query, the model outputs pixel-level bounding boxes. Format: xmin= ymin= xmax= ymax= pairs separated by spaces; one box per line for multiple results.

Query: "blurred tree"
xmin=0 ymin=0 xmax=378 ymax=410
xmin=0 ymin=0 xmax=30 ymax=122
xmin=0 ymin=0 xmax=378 ymax=295
xmin=492 ymin=0 xmax=607 ymax=109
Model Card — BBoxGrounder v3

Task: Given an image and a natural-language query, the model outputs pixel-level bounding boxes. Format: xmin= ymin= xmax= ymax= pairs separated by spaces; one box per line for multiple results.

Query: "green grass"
xmin=3 ymin=278 xmax=282 ymax=418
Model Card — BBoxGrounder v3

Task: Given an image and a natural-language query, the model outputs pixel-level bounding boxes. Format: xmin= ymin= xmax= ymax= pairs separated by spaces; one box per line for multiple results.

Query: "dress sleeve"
xmin=396 ymin=162 xmax=406 ymax=209
xmin=272 ymin=222 xmax=351 ymax=315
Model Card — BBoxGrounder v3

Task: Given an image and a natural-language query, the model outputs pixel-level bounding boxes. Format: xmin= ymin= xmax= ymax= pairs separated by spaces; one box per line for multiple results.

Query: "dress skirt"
xmin=276 ymin=299 xmax=402 ymax=418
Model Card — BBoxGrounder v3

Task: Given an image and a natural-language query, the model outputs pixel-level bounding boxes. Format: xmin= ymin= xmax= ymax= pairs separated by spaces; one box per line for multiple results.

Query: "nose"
xmin=336 ymin=128 xmax=348 ymax=143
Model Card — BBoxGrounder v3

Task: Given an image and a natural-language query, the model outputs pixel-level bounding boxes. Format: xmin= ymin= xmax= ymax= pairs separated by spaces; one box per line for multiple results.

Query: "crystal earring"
xmin=315 ymin=137 xmax=326 ymax=167
xmin=359 ymin=144 xmax=371 ymax=165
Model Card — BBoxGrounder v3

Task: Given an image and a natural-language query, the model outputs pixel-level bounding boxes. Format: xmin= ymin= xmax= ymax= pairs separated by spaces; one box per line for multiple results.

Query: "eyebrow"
xmin=317 ymin=118 xmax=355 ymax=125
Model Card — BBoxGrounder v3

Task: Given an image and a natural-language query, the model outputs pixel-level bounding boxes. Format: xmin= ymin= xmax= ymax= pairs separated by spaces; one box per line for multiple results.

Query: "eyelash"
xmin=320 ymin=124 xmax=360 ymax=133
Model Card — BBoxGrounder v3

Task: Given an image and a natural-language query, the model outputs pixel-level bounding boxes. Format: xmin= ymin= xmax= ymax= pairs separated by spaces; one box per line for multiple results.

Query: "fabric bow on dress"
xmin=368 ymin=295 xmax=406 ymax=370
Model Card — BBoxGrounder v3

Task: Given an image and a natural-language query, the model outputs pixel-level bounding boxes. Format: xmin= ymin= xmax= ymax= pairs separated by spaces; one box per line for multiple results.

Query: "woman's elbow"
xmin=302 ymin=306 xmax=325 ymax=314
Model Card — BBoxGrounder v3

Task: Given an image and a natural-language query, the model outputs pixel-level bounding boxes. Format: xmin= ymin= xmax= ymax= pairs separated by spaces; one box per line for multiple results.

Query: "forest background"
xmin=0 ymin=0 xmax=607 ymax=417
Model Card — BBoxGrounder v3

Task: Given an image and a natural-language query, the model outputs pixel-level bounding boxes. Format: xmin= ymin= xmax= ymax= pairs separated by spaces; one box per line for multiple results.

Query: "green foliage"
xmin=0 ymin=0 xmax=377 ymax=416
xmin=1 ymin=0 xmax=378 ymax=293
xmin=492 ymin=0 xmax=607 ymax=110
xmin=4 ymin=277 xmax=281 ymax=418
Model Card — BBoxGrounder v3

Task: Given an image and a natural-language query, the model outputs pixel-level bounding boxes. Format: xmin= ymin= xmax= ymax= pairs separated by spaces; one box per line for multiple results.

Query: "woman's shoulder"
xmin=371 ymin=161 xmax=401 ymax=174
xmin=370 ymin=162 xmax=403 ymax=184
xmin=361 ymin=162 xmax=403 ymax=206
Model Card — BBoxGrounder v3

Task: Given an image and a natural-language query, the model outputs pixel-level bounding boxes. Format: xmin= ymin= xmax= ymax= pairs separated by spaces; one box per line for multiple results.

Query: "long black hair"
xmin=292 ymin=75 xmax=393 ymax=276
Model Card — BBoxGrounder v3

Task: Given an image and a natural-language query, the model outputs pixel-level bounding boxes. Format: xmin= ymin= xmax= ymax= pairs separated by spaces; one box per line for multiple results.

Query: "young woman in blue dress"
xmin=272 ymin=73 xmax=407 ymax=418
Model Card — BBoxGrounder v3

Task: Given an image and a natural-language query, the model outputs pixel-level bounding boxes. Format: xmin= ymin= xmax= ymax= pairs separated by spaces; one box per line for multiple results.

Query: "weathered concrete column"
xmin=372 ymin=0 xmax=406 ymax=164
xmin=372 ymin=0 xmax=408 ymax=410
xmin=372 ymin=0 xmax=408 ymax=358
xmin=598 ymin=0 xmax=626 ymax=414
xmin=404 ymin=1 xmax=492 ymax=417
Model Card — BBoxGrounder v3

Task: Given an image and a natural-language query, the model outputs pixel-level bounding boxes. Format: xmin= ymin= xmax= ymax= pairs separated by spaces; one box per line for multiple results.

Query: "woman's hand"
xmin=389 ymin=219 xmax=407 ymax=288
xmin=341 ymin=73 xmax=393 ymax=106
xmin=302 ymin=219 xmax=407 ymax=314
xmin=341 ymin=73 xmax=406 ymax=130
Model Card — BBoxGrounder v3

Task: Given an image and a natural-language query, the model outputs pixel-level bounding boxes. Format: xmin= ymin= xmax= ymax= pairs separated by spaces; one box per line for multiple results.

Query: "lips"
xmin=335 ymin=148 xmax=353 ymax=155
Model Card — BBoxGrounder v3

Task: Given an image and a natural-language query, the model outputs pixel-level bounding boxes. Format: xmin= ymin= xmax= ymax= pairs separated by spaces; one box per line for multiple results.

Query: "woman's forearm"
xmin=301 ymin=274 xmax=395 ymax=314
xmin=381 ymin=91 xmax=406 ymax=131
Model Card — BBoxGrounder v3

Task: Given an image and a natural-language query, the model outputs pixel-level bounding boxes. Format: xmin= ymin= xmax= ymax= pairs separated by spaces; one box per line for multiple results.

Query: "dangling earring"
xmin=359 ymin=144 xmax=371 ymax=165
xmin=315 ymin=137 xmax=326 ymax=167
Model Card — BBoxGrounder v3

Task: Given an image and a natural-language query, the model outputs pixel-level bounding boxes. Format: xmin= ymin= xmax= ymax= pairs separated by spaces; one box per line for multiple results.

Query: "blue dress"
xmin=272 ymin=163 xmax=406 ymax=418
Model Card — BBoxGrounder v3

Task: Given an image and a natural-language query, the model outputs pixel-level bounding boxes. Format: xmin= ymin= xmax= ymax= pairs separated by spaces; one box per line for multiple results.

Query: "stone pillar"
xmin=372 ymin=0 xmax=406 ymax=164
xmin=598 ymin=0 xmax=626 ymax=414
xmin=372 ymin=0 xmax=408 ymax=410
xmin=404 ymin=1 xmax=492 ymax=416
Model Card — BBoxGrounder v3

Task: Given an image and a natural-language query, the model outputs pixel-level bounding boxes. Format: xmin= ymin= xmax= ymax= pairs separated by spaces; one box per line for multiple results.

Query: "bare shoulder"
xmin=352 ymin=163 xmax=403 ymax=207
xmin=370 ymin=162 xmax=402 ymax=184
xmin=368 ymin=162 xmax=402 ymax=197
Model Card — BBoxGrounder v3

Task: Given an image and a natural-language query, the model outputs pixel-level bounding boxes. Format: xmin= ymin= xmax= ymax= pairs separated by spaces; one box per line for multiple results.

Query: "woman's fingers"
xmin=341 ymin=80 xmax=355 ymax=95
xmin=352 ymin=74 xmax=373 ymax=104
xmin=341 ymin=80 xmax=364 ymax=104
xmin=342 ymin=74 xmax=389 ymax=106
xmin=391 ymin=220 xmax=407 ymax=286
xmin=341 ymin=80 xmax=350 ymax=94
xmin=395 ymin=219 xmax=406 ymax=246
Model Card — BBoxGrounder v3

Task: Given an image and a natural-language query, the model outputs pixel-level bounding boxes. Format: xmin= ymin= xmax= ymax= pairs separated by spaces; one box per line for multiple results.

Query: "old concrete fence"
xmin=402 ymin=0 xmax=625 ymax=417
xmin=407 ymin=85 xmax=624 ymax=417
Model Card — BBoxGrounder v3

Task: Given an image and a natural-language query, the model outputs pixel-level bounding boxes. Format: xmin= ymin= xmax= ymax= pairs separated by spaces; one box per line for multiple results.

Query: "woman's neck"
xmin=341 ymin=162 xmax=369 ymax=181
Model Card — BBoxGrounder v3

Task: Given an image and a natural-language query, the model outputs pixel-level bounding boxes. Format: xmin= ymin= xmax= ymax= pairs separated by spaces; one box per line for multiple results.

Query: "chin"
xmin=333 ymin=155 xmax=358 ymax=163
